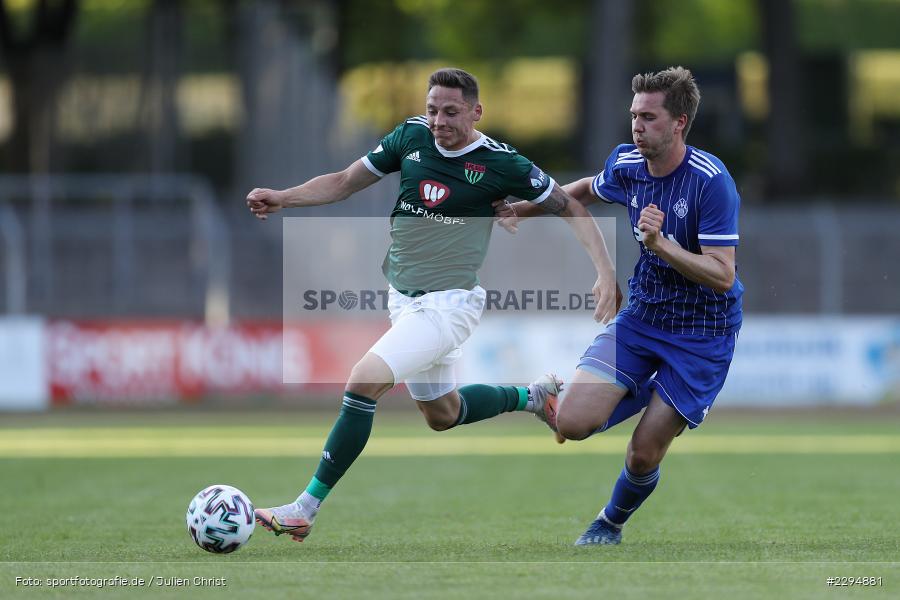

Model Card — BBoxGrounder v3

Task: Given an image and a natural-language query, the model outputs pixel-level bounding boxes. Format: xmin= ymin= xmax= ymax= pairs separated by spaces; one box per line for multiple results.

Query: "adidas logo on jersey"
xmin=630 ymin=196 xmax=638 ymax=208
xmin=405 ymin=151 xmax=421 ymax=162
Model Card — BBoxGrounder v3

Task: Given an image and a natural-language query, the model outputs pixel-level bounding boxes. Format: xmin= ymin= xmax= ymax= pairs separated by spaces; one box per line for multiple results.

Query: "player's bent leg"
xmin=417 ymin=383 xmax=527 ymax=431
xmin=256 ymin=353 xmax=394 ymax=542
xmin=416 ymin=390 xmax=461 ymax=431
xmin=626 ymin=392 xmax=687 ymax=474
xmin=403 ymin=356 xmax=462 ymax=431
xmin=556 ymin=368 xmax=628 ymax=441
xmin=407 ymin=360 xmax=542 ymax=433
xmin=575 ymin=393 xmax=687 ymax=546
xmin=575 ymin=393 xmax=685 ymax=546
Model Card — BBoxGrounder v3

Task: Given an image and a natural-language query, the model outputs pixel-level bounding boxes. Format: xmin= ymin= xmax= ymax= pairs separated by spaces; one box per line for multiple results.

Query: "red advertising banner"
xmin=46 ymin=320 xmax=387 ymax=405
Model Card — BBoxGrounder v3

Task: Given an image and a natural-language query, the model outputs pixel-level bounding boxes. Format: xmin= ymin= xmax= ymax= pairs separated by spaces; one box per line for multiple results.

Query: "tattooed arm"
xmin=493 ymin=176 xmax=600 ymax=226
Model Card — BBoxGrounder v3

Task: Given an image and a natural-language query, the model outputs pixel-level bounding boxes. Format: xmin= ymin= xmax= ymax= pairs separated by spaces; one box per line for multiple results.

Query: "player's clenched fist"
xmin=246 ymin=188 xmax=285 ymax=220
xmin=637 ymin=203 xmax=665 ymax=249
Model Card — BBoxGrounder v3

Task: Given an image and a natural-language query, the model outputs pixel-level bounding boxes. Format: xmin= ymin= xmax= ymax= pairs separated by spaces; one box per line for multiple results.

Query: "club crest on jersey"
xmin=464 ymin=162 xmax=485 ymax=184
xmin=674 ymin=198 xmax=689 ymax=218
xmin=419 ymin=180 xmax=451 ymax=208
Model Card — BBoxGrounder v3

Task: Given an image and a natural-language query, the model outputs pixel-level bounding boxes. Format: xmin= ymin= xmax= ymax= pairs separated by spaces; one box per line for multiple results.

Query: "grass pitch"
xmin=1 ymin=408 xmax=898 ymax=599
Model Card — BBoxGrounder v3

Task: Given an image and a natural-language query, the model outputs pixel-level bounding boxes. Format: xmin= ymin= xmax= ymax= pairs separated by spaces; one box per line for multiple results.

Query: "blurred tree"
xmin=139 ymin=0 xmax=183 ymax=174
xmin=637 ymin=0 xmax=758 ymax=65
xmin=796 ymin=0 xmax=900 ymax=51
xmin=759 ymin=0 xmax=808 ymax=197
xmin=581 ymin=0 xmax=633 ymax=169
xmin=339 ymin=0 xmax=586 ymax=69
xmin=0 ymin=0 xmax=78 ymax=173
xmin=232 ymin=0 xmax=343 ymax=196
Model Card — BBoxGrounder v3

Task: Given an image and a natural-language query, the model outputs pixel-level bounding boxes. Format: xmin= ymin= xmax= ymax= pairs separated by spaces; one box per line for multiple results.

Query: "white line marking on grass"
xmin=2 ymin=561 xmax=899 ymax=564
xmin=0 ymin=433 xmax=899 ymax=457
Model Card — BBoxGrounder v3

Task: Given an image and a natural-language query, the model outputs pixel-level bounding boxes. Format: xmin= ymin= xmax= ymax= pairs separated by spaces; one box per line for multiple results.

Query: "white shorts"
xmin=369 ymin=286 xmax=486 ymax=401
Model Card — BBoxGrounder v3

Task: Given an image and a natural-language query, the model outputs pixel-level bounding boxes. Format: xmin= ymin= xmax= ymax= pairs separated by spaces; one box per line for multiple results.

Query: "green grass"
xmin=1 ymin=410 xmax=899 ymax=598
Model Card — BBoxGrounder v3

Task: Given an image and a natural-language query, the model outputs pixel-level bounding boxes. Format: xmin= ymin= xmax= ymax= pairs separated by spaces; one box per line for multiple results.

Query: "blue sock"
xmin=602 ymin=464 xmax=660 ymax=525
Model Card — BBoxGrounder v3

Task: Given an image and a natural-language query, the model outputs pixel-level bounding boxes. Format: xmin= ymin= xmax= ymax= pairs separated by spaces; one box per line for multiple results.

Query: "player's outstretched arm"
xmin=492 ymin=176 xmax=600 ymax=230
xmin=561 ymin=176 xmax=598 ymax=207
xmin=246 ymin=159 xmax=381 ymax=220
xmin=541 ymin=183 xmax=620 ymax=323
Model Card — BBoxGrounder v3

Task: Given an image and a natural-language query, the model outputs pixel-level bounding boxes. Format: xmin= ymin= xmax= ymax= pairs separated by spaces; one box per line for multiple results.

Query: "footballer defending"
xmin=245 ymin=68 xmax=619 ymax=542
xmin=503 ymin=66 xmax=743 ymax=545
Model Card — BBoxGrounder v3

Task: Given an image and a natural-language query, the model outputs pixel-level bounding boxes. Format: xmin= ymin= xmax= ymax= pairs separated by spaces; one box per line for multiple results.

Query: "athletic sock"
xmin=523 ymin=387 xmax=536 ymax=412
xmin=296 ymin=490 xmax=322 ymax=519
xmin=454 ymin=384 xmax=527 ymax=426
xmin=306 ymin=392 xmax=376 ymax=501
xmin=602 ymin=464 xmax=661 ymax=525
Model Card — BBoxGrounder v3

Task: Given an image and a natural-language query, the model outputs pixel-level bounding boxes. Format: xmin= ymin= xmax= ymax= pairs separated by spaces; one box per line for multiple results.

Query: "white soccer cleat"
xmin=528 ymin=373 xmax=566 ymax=444
xmin=254 ymin=502 xmax=315 ymax=542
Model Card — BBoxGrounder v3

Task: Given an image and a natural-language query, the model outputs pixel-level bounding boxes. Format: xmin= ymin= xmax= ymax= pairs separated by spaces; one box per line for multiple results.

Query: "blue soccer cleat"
xmin=574 ymin=513 xmax=623 ymax=546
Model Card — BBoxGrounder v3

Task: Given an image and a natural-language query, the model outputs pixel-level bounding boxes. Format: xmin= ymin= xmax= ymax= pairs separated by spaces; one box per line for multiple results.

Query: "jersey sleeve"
xmin=502 ymin=154 xmax=555 ymax=203
xmin=361 ymin=123 xmax=406 ymax=177
xmin=590 ymin=147 xmax=627 ymax=205
xmin=698 ymin=174 xmax=740 ymax=246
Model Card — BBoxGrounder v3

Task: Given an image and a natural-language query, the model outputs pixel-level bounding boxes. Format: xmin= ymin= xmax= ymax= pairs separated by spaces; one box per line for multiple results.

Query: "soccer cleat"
xmin=254 ymin=502 xmax=315 ymax=542
xmin=574 ymin=513 xmax=623 ymax=546
xmin=528 ymin=373 xmax=566 ymax=444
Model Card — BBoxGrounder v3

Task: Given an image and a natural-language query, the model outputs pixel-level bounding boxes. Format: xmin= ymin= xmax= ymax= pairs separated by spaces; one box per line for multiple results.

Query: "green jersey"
xmin=362 ymin=115 xmax=554 ymax=294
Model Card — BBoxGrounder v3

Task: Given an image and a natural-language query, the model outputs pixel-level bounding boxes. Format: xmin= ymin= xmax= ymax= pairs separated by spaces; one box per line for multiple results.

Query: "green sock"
xmin=311 ymin=392 xmax=376 ymax=491
xmin=303 ymin=476 xmax=332 ymax=502
xmin=454 ymin=384 xmax=528 ymax=426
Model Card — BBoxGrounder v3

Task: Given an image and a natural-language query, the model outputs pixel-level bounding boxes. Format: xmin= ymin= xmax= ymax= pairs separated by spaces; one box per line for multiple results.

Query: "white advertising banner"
xmin=719 ymin=316 xmax=900 ymax=405
xmin=0 ymin=317 xmax=47 ymax=410
xmin=2 ymin=315 xmax=896 ymax=409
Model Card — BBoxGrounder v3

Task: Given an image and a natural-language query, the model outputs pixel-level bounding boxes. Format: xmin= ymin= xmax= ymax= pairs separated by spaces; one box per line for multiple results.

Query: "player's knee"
xmin=422 ymin=410 xmax=456 ymax=432
xmin=348 ymin=360 xmax=375 ymax=384
xmin=346 ymin=359 xmax=393 ymax=399
xmin=556 ymin=414 xmax=592 ymax=441
xmin=626 ymin=443 xmax=662 ymax=473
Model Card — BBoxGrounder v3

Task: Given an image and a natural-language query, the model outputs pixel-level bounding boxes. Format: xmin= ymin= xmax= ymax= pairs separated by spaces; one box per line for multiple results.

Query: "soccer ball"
xmin=186 ymin=484 xmax=255 ymax=554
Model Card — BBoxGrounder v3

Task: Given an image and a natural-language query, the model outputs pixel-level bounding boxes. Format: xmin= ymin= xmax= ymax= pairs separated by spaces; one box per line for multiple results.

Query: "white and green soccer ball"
xmin=186 ymin=484 xmax=255 ymax=554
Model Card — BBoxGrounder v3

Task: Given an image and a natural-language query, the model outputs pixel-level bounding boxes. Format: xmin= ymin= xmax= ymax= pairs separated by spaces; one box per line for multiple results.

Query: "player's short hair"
xmin=428 ymin=68 xmax=479 ymax=105
xmin=632 ymin=66 xmax=701 ymax=140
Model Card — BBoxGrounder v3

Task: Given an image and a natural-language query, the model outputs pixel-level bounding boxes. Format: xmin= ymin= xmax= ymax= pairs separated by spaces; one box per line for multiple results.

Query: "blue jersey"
xmin=592 ymin=144 xmax=743 ymax=336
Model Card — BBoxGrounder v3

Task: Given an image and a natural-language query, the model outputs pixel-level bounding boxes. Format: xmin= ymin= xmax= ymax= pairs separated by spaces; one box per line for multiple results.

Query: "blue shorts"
xmin=577 ymin=313 xmax=738 ymax=428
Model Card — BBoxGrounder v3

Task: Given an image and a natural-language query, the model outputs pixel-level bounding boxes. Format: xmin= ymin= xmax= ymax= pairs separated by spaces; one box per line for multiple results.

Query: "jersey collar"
xmin=643 ymin=145 xmax=692 ymax=180
xmin=434 ymin=131 xmax=485 ymax=157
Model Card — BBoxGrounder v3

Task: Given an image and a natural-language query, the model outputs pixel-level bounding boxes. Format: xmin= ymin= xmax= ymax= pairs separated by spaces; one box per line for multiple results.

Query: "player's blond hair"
xmin=632 ymin=66 xmax=701 ymax=141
